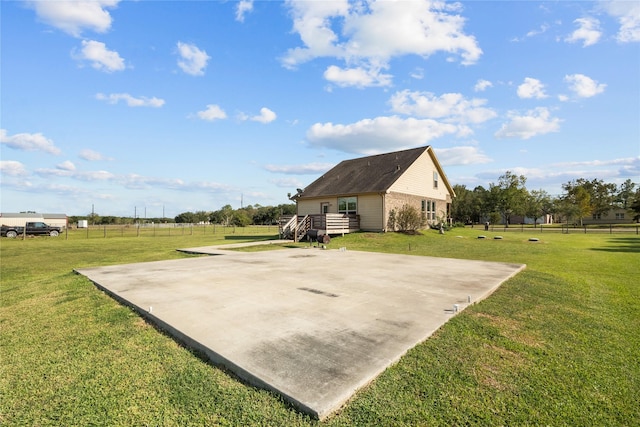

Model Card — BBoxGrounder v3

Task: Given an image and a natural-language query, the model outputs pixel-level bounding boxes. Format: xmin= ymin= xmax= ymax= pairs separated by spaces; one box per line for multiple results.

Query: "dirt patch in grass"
xmin=473 ymin=312 xmax=545 ymax=349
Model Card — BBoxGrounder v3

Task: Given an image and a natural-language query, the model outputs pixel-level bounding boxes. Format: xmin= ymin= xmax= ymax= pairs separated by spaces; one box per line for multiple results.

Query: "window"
xmin=338 ymin=197 xmax=357 ymax=215
xmin=321 ymin=202 xmax=329 ymax=214
xmin=433 ymin=171 xmax=439 ymax=189
xmin=424 ymin=200 xmax=436 ymax=221
xmin=593 ymin=213 xmax=601 ymax=220
xmin=616 ymin=213 xmax=625 ymax=220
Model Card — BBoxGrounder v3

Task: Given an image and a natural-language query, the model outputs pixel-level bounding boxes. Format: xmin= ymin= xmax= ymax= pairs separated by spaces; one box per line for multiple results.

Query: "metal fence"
xmin=476 ymin=224 xmax=640 ymax=234
xmin=63 ymin=223 xmax=278 ymax=239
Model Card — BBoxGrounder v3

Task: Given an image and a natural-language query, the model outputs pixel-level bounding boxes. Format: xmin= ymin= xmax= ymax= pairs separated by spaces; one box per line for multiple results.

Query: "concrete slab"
xmin=75 ymin=247 xmax=525 ymax=419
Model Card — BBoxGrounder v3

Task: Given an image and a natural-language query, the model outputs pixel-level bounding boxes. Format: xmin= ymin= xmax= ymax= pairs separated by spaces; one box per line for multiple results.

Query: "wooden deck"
xmin=279 ymin=214 xmax=360 ymax=241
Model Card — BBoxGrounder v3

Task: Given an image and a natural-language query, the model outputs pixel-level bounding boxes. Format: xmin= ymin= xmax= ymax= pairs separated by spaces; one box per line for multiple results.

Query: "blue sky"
xmin=2 ymin=0 xmax=639 ymax=218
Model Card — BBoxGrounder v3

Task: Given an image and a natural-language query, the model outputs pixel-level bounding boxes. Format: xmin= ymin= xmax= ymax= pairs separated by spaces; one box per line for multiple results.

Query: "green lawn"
xmin=1 ymin=228 xmax=638 ymax=426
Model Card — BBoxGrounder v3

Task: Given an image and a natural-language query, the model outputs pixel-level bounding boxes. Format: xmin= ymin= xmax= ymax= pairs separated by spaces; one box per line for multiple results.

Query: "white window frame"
xmin=338 ymin=197 xmax=357 ymax=215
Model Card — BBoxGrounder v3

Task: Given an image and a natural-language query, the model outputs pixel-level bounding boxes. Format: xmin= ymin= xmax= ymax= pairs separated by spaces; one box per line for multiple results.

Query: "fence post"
xmin=104 ymin=225 xmax=107 ymax=238
xmin=610 ymin=224 xmax=612 ymax=234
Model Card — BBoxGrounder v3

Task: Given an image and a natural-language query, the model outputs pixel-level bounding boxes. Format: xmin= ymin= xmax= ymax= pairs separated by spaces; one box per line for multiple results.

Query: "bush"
xmin=393 ymin=204 xmax=425 ymax=232
xmin=387 ymin=209 xmax=397 ymax=231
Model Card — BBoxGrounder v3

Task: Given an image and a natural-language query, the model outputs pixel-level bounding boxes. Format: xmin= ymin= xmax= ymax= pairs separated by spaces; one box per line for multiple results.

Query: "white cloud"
xmin=553 ymin=157 xmax=639 ymax=168
xmin=474 ymin=79 xmax=493 ymax=92
xmin=264 ymin=162 xmax=334 ymax=174
xmin=270 ymin=177 xmax=305 ymax=189
xmin=526 ymin=23 xmax=550 ymax=38
xmin=96 ymin=93 xmax=165 ymax=107
xmin=236 ymin=0 xmax=254 ymax=22
xmin=564 ymin=74 xmax=606 ymax=98
xmin=389 ymin=90 xmax=497 ymax=124
xmin=565 ymin=17 xmax=602 ymax=47
xmin=36 ymin=167 xmax=115 ymax=181
xmin=76 ymin=170 xmax=116 ymax=181
xmin=324 ymin=65 xmax=392 ymax=88
xmin=517 ymin=77 xmax=548 ymax=99
xmin=434 ymin=146 xmax=492 ymax=166
xmin=250 ymin=107 xmax=277 ymax=124
xmin=602 ymin=1 xmax=640 ymax=43
xmin=0 ymin=160 xmax=29 ymax=176
xmin=283 ymin=0 xmax=481 ymax=88
xmin=122 ymin=174 xmax=187 ymax=190
xmin=35 ymin=167 xmax=74 ymax=178
xmin=57 ymin=160 xmax=76 ymax=171
xmin=495 ymin=107 xmax=562 ymax=140
xmin=74 ymin=40 xmax=125 ymax=72
xmin=79 ymin=149 xmax=110 ymax=161
xmin=1 ymin=129 xmax=61 ymax=155
xmin=196 ymin=104 xmax=227 ymax=121
xmin=176 ymin=42 xmax=210 ymax=76
xmin=26 ymin=0 xmax=119 ymax=37
xmin=410 ymin=67 xmax=424 ymax=80
xmin=306 ymin=116 xmax=458 ymax=155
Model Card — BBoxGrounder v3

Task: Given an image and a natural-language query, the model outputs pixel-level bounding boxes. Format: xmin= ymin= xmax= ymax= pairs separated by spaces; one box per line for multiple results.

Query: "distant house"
xmin=0 ymin=212 xmax=68 ymax=229
xmin=283 ymin=146 xmax=455 ymax=238
xmin=584 ymin=206 xmax=634 ymax=225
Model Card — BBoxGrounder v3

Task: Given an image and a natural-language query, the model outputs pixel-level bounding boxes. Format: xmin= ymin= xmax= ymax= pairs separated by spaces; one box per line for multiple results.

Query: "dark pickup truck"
xmin=1 ymin=222 xmax=62 ymax=238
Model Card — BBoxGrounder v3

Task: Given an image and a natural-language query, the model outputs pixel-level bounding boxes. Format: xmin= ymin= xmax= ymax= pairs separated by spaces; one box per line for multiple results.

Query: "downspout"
xmin=381 ymin=191 xmax=387 ymax=232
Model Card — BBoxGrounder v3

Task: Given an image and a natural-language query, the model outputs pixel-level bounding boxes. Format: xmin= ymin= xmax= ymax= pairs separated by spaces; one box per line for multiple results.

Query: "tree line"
xmin=70 ymin=203 xmax=296 ymax=227
xmin=174 ymin=203 xmax=296 ymax=226
xmin=70 ymin=174 xmax=639 ymax=228
xmin=451 ymin=173 xmax=640 ymax=226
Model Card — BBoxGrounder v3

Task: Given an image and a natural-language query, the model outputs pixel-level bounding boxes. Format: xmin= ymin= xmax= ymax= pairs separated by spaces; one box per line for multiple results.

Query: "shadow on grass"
xmin=223 ymin=235 xmax=279 ymax=241
xmin=590 ymin=237 xmax=640 ymax=253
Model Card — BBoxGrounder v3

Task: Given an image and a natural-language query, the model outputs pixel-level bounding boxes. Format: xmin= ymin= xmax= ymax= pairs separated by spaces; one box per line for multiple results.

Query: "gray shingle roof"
xmin=298 ymin=146 xmax=430 ymax=198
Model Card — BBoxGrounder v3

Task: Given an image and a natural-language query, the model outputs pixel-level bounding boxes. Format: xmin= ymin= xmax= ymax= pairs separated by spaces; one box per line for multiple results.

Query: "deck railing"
xmin=279 ymin=214 xmax=359 ymax=239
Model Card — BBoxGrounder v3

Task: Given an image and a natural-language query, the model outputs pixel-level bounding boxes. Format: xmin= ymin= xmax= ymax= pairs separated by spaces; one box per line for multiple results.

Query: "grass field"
xmin=1 ymin=228 xmax=638 ymax=426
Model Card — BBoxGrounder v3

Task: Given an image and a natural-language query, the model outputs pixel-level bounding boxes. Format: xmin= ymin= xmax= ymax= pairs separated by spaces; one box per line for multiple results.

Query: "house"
xmin=584 ymin=206 xmax=633 ymax=225
xmin=283 ymin=146 xmax=455 ymax=239
xmin=0 ymin=212 xmax=68 ymax=229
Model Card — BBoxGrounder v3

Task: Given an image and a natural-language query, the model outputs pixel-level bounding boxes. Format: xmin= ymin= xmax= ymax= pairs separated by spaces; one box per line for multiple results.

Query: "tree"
xmin=194 ymin=211 xmax=210 ymax=223
xmin=86 ymin=211 xmax=101 ymax=225
xmin=175 ymin=211 xmax=197 ymax=223
xmin=472 ymin=186 xmax=490 ymax=224
xmin=523 ymin=189 xmax=552 ymax=226
xmin=563 ymin=178 xmax=616 ymax=219
xmin=560 ymin=185 xmax=591 ymax=226
xmin=489 ymin=171 xmax=528 ymax=226
xmin=629 ymin=188 xmax=640 ymax=222
xmin=451 ymin=184 xmax=474 ymax=224
xmin=210 ymin=205 xmax=234 ymax=226
xmin=233 ymin=210 xmax=252 ymax=227
xmin=616 ymin=179 xmax=636 ymax=209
